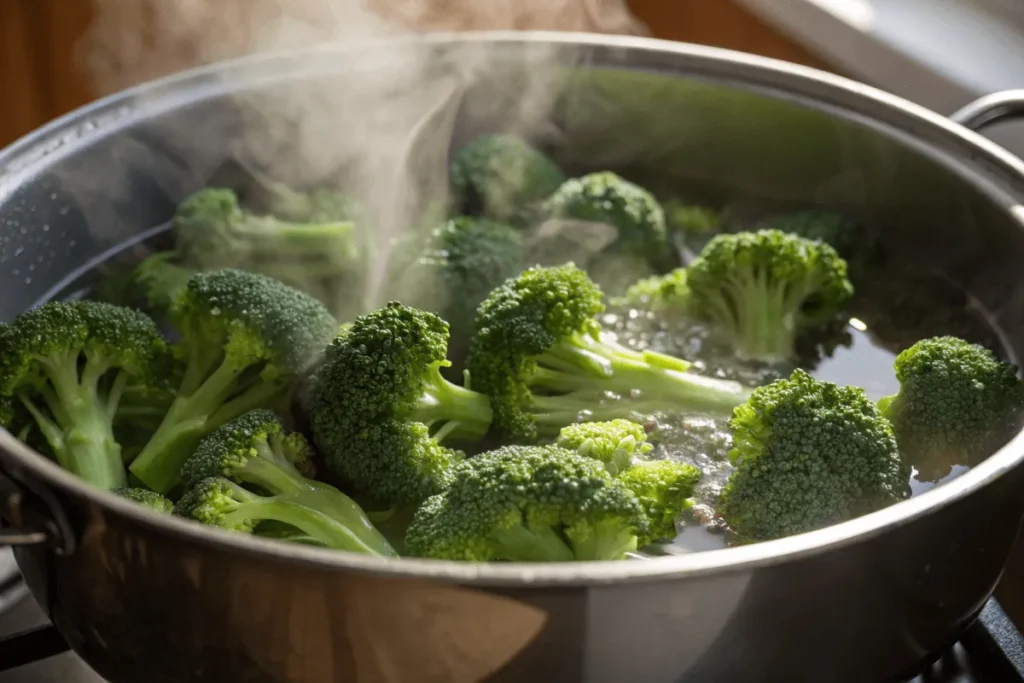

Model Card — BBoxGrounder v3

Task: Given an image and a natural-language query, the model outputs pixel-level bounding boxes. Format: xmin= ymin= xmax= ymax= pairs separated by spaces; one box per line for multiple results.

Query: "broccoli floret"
xmin=664 ymin=201 xmax=721 ymax=237
xmin=556 ymin=419 xmax=653 ymax=475
xmin=114 ymin=487 xmax=175 ymax=513
xmin=391 ymin=216 xmax=526 ymax=346
xmin=617 ymin=268 xmax=689 ymax=311
xmin=685 ymin=229 xmax=854 ymax=363
xmin=618 ymin=459 xmax=701 ymax=547
xmin=131 ymin=252 xmax=197 ymax=317
xmin=0 ymin=301 xmax=173 ymax=490
xmin=544 ymin=172 xmax=670 ymax=268
xmin=718 ymin=369 xmax=909 ymax=543
xmin=311 ymin=302 xmax=493 ymax=506
xmin=467 ymin=264 xmax=750 ymax=442
xmin=181 ymin=410 xmax=395 ymax=556
xmin=175 ymin=477 xmax=389 ymax=555
xmin=878 ymin=337 xmax=1024 ymax=482
xmin=450 ymin=134 xmax=566 ymax=223
xmin=129 ymin=269 xmax=337 ymax=494
xmin=405 ymin=444 xmax=647 ymax=561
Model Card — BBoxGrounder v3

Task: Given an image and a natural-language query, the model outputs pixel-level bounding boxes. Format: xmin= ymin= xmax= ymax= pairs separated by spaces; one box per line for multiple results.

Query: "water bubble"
xmin=42 ymin=224 xmax=50 ymax=232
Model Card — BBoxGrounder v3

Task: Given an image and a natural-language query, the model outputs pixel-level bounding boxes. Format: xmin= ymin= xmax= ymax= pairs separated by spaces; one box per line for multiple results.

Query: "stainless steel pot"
xmin=2 ymin=32 xmax=1024 ymax=683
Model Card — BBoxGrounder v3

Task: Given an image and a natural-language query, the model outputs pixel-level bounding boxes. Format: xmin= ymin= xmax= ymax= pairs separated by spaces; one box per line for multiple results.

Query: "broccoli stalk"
xmin=685 ymin=230 xmax=854 ymax=363
xmin=180 ymin=410 xmax=395 ymax=556
xmin=312 ymin=302 xmax=493 ymax=506
xmin=129 ymin=269 xmax=337 ymax=494
xmin=176 ymin=478 xmax=388 ymax=555
xmin=467 ymin=264 xmax=750 ymax=442
xmin=0 ymin=301 xmax=173 ymax=490
xmin=405 ymin=445 xmax=647 ymax=562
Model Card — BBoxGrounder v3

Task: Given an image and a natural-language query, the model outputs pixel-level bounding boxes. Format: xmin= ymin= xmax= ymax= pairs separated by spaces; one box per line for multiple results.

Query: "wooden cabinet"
xmin=0 ymin=0 xmax=829 ymax=147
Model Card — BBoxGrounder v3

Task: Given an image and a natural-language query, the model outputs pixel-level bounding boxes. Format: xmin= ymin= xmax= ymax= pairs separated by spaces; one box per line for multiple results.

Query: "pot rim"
xmin=3 ymin=30 xmax=1024 ymax=587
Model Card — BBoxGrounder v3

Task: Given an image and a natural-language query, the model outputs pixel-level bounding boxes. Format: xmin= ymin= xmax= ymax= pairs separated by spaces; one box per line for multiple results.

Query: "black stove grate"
xmin=0 ymin=597 xmax=1021 ymax=681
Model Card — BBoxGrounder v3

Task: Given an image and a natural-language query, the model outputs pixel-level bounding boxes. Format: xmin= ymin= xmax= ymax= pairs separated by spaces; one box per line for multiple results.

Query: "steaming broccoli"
xmin=685 ymin=230 xmax=854 ymax=363
xmin=175 ymin=477 xmax=390 ymax=555
xmin=718 ymin=369 xmax=909 ymax=543
xmin=618 ymin=459 xmax=701 ymax=547
xmin=617 ymin=268 xmax=689 ymax=311
xmin=114 ymin=488 xmax=175 ymax=513
xmin=450 ymin=134 xmax=566 ymax=224
xmin=0 ymin=301 xmax=174 ymax=490
xmin=556 ymin=419 xmax=653 ymax=475
xmin=129 ymin=269 xmax=337 ymax=494
xmin=544 ymin=172 xmax=671 ymax=270
xmin=311 ymin=302 xmax=493 ymax=506
xmin=130 ymin=252 xmax=197 ymax=317
xmin=390 ymin=216 xmax=526 ymax=347
xmin=466 ymin=264 xmax=750 ymax=442
xmin=878 ymin=337 xmax=1024 ymax=482
xmin=180 ymin=409 xmax=395 ymax=556
xmin=404 ymin=444 xmax=647 ymax=561
xmin=761 ymin=210 xmax=859 ymax=260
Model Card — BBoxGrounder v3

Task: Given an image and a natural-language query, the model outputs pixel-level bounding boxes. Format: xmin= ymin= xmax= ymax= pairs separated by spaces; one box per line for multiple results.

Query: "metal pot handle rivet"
xmin=951 ymin=90 xmax=1024 ymax=132
xmin=0 ymin=474 xmax=74 ymax=556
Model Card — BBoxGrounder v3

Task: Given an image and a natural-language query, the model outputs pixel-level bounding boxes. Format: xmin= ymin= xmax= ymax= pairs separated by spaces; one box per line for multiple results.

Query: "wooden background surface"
xmin=0 ymin=0 xmax=828 ymax=148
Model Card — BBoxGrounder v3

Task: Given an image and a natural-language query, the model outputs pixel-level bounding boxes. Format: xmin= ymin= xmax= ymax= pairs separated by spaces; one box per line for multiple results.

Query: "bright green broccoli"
xmin=761 ymin=210 xmax=858 ymax=260
xmin=450 ymin=134 xmax=566 ymax=224
xmin=180 ymin=410 xmax=395 ymax=556
xmin=0 ymin=301 xmax=173 ymax=490
xmin=129 ymin=269 xmax=337 ymax=494
xmin=617 ymin=268 xmax=689 ymax=311
xmin=556 ymin=419 xmax=653 ymax=475
xmin=114 ymin=487 xmax=175 ymax=513
xmin=685 ymin=229 xmax=854 ymax=363
xmin=878 ymin=337 xmax=1024 ymax=482
xmin=405 ymin=444 xmax=647 ymax=561
xmin=466 ymin=264 xmax=750 ymax=442
xmin=175 ymin=477 xmax=389 ymax=555
xmin=618 ymin=459 xmax=701 ymax=547
xmin=391 ymin=216 xmax=526 ymax=345
xmin=311 ymin=302 xmax=494 ymax=506
xmin=544 ymin=172 xmax=670 ymax=268
xmin=718 ymin=369 xmax=909 ymax=543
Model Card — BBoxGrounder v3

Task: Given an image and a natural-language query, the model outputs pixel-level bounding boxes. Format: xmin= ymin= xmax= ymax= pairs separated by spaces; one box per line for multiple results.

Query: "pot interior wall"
xmin=1 ymin=41 xmax=1023 ymax=355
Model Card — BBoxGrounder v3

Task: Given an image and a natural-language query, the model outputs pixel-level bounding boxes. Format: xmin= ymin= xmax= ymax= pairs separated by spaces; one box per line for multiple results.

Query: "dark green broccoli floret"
xmin=544 ymin=172 xmax=670 ymax=268
xmin=685 ymin=230 xmax=854 ymax=363
xmin=617 ymin=268 xmax=689 ymax=311
xmin=114 ymin=487 xmax=175 ymax=513
xmin=311 ymin=302 xmax=493 ymax=506
xmin=450 ymin=134 xmax=566 ymax=223
xmin=405 ymin=444 xmax=647 ymax=561
xmin=467 ymin=264 xmax=750 ymax=442
xmin=171 ymin=188 xmax=364 ymax=319
xmin=0 ymin=301 xmax=173 ymax=490
xmin=129 ymin=269 xmax=337 ymax=494
xmin=718 ymin=369 xmax=909 ymax=543
xmin=175 ymin=477 xmax=388 ymax=555
xmin=391 ymin=216 xmax=526 ymax=346
xmin=618 ymin=459 xmax=701 ymax=547
xmin=878 ymin=337 xmax=1024 ymax=482
xmin=131 ymin=252 xmax=197 ymax=317
xmin=556 ymin=419 xmax=653 ymax=475
xmin=180 ymin=410 xmax=395 ymax=556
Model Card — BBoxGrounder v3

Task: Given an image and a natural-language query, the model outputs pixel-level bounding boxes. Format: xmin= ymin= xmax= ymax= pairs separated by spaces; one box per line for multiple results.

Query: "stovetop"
xmin=0 ymin=550 xmax=1020 ymax=683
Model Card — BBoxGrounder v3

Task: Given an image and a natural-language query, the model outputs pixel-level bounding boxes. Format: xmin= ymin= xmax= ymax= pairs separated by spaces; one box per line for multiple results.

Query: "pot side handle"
xmin=951 ymin=90 xmax=1024 ymax=132
xmin=0 ymin=473 xmax=73 ymax=555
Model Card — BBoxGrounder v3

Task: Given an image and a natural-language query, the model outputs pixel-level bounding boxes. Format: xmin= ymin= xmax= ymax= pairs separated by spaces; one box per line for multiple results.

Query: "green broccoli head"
xmin=617 ymin=268 xmax=689 ymax=311
xmin=131 ymin=252 xmax=197 ymax=316
xmin=311 ymin=303 xmax=493 ymax=506
xmin=405 ymin=444 xmax=647 ymax=562
xmin=544 ymin=172 xmax=669 ymax=267
xmin=762 ymin=210 xmax=859 ymax=260
xmin=686 ymin=229 xmax=854 ymax=363
xmin=718 ymin=369 xmax=909 ymax=543
xmin=129 ymin=269 xmax=337 ymax=494
xmin=450 ymin=134 xmax=566 ymax=224
xmin=114 ymin=487 xmax=175 ymax=513
xmin=617 ymin=459 xmax=701 ymax=547
xmin=878 ymin=337 xmax=1024 ymax=482
xmin=180 ymin=408 xmax=314 ymax=490
xmin=467 ymin=264 xmax=750 ymax=442
xmin=0 ymin=301 xmax=173 ymax=490
xmin=175 ymin=476 xmax=392 ymax=555
xmin=556 ymin=419 xmax=653 ymax=475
